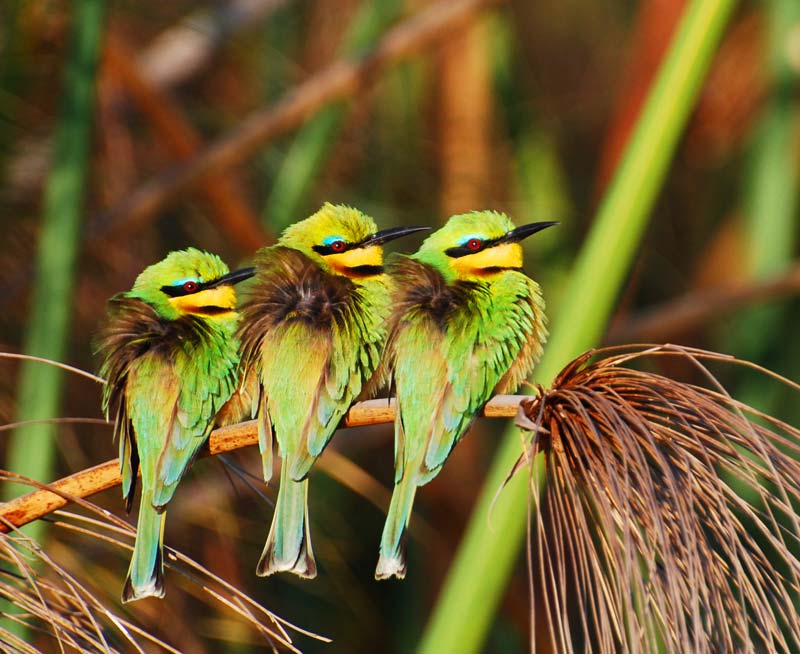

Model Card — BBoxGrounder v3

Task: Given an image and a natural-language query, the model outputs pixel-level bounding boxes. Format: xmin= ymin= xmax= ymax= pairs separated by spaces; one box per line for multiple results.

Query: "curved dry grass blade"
xmin=0 ymin=418 xmax=111 ymax=433
xmin=0 ymin=472 xmax=322 ymax=653
xmin=0 ymin=352 xmax=106 ymax=385
xmin=512 ymin=344 xmax=800 ymax=654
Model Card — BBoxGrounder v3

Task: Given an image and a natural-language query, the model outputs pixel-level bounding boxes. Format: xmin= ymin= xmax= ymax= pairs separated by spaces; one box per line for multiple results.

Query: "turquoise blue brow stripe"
xmin=171 ymin=277 xmax=200 ymax=286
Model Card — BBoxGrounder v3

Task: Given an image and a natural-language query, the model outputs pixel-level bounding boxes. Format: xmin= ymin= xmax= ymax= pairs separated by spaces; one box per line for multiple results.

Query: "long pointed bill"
xmin=361 ymin=226 xmax=430 ymax=247
xmin=502 ymin=221 xmax=558 ymax=243
xmin=206 ymin=266 xmax=256 ymax=288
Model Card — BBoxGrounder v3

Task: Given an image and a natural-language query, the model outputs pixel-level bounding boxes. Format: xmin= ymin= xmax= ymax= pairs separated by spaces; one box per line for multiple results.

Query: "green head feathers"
xmin=128 ymin=247 xmax=254 ymax=321
xmin=279 ymin=203 xmax=429 ymax=278
xmin=413 ymin=210 xmax=556 ymax=282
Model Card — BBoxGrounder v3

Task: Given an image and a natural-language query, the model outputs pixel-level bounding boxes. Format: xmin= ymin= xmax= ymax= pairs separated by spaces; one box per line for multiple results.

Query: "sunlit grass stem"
xmin=420 ymin=0 xmax=738 ymax=650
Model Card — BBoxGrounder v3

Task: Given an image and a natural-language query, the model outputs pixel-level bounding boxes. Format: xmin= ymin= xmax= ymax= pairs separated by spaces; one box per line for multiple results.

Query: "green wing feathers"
xmin=387 ymin=258 xmax=544 ymax=484
xmin=122 ymin=489 xmax=166 ymax=603
xmin=238 ymin=246 xmax=390 ymax=580
xmin=238 ymin=248 xmax=388 ymax=482
xmin=96 ymin=296 xmax=240 ymax=600
xmin=378 ymin=257 xmax=547 ymax=578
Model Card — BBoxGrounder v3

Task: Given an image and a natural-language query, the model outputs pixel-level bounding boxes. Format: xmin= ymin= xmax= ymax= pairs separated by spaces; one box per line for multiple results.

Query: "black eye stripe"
xmin=160 ymin=267 xmax=255 ymax=297
xmin=161 ymin=284 xmax=194 ymax=297
xmin=445 ymin=237 xmax=494 ymax=258
xmin=161 ymin=280 xmax=204 ymax=297
xmin=313 ymin=241 xmax=351 ymax=255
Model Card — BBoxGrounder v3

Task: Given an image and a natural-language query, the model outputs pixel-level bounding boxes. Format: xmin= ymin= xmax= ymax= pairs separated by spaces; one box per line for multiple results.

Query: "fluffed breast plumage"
xmin=96 ymin=295 xmax=240 ymax=509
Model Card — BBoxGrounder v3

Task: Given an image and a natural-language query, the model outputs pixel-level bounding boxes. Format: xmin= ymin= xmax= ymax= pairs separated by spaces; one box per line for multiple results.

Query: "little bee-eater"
xmin=376 ymin=211 xmax=555 ymax=579
xmin=238 ymin=203 xmax=427 ymax=578
xmin=96 ymin=248 xmax=254 ymax=601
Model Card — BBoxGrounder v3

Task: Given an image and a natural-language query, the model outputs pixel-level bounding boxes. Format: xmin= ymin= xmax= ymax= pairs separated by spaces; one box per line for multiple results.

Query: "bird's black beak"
xmin=361 ymin=226 xmax=430 ymax=247
xmin=207 ymin=267 xmax=256 ymax=288
xmin=500 ymin=221 xmax=558 ymax=244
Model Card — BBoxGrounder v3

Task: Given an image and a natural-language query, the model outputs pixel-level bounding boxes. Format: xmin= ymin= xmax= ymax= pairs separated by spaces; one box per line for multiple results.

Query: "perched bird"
xmin=96 ymin=248 xmax=254 ymax=601
xmin=376 ymin=211 xmax=555 ymax=580
xmin=238 ymin=203 xmax=427 ymax=578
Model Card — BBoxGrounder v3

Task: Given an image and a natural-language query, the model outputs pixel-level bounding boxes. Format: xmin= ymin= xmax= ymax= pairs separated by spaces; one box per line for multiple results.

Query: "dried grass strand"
xmin=0 ymin=485 xmax=319 ymax=653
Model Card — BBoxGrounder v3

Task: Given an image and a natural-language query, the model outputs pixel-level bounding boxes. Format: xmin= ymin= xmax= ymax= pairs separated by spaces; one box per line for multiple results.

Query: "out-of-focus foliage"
xmin=0 ymin=0 xmax=797 ymax=652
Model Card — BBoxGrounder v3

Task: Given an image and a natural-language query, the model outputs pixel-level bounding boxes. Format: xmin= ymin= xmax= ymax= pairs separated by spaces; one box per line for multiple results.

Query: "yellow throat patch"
xmin=325 ymin=245 xmax=383 ymax=276
xmin=168 ymin=285 xmax=237 ymax=317
xmin=452 ymin=242 xmax=523 ymax=277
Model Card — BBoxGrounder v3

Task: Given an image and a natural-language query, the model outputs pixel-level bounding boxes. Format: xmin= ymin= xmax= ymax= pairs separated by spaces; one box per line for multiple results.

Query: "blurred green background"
xmin=0 ymin=0 xmax=798 ymax=652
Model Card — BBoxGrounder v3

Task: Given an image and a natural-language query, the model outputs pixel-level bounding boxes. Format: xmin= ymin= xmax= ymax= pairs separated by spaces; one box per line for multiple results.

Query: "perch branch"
xmin=0 ymin=394 xmax=526 ymax=533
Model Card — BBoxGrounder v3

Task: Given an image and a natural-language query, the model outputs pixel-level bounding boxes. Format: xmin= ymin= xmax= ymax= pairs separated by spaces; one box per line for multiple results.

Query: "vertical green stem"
xmin=730 ymin=0 xmax=800 ymax=359
xmin=420 ymin=0 xmax=737 ymax=651
xmin=746 ymin=0 xmax=799 ymax=282
xmin=4 ymin=0 xmax=104 ymax=531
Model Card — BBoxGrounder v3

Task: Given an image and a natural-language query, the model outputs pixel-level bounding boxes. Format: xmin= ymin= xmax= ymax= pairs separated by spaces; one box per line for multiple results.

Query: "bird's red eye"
xmin=183 ymin=281 xmax=198 ymax=293
xmin=466 ymin=238 xmax=482 ymax=251
xmin=331 ymin=240 xmax=346 ymax=252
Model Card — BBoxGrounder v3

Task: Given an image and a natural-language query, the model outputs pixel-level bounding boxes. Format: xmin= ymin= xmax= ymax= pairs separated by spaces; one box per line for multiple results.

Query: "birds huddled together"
xmin=95 ymin=203 xmax=553 ymax=601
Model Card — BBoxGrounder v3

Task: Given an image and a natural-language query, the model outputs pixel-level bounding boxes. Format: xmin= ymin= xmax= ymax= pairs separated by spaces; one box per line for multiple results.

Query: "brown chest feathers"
xmin=387 ymin=255 xmax=480 ymax=330
xmin=238 ymin=247 xmax=362 ymax=357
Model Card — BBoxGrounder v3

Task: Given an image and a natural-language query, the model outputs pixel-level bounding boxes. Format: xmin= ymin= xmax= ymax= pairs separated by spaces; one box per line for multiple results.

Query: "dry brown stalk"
xmin=438 ymin=14 xmax=493 ymax=216
xmin=0 ymin=394 xmax=525 ymax=534
xmin=89 ymin=0 xmax=500 ymax=242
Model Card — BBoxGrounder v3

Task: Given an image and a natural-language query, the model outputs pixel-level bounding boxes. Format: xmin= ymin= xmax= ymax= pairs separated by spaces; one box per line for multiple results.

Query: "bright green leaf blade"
xmin=420 ymin=0 xmax=738 ymax=651
xmin=5 ymin=0 xmax=105 ymax=519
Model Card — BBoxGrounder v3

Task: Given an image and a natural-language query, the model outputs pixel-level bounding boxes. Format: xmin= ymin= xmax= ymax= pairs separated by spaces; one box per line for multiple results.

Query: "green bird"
xmin=96 ymin=248 xmax=255 ymax=601
xmin=376 ymin=211 xmax=555 ymax=579
xmin=238 ymin=203 xmax=427 ymax=578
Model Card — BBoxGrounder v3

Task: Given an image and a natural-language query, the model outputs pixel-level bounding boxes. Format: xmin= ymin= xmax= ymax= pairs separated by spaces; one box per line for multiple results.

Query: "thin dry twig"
xmin=0 ymin=394 xmax=525 ymax=533
xmin=512 ymin=344 xmax=800 ymax=654
xmin=136 ymin=0 xmax=290 ymax=90
xmin=607 ymin=261 xmax=800 ymax=344
xmin=89 ymin=0 xmax=499 ymax=242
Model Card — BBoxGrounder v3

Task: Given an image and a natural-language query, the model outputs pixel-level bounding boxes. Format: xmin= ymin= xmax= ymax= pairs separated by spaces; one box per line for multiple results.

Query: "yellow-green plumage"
xmin=376 ymin=211 xmax=554 ymax=579
xmin=96 ymin=248 xmax=254 ymax=601
xmin=238 ymin=203 xmax=426 ymax=578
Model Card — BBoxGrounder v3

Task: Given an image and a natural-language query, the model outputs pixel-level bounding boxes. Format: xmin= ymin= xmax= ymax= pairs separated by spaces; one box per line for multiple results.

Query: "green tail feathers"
xmin=376 ymin=473 xmax=417 ymax=580
xmin=257 ymin=460 xmax=317 ymax=578
xmin=122 ymin=491 xmax=166 ymax=603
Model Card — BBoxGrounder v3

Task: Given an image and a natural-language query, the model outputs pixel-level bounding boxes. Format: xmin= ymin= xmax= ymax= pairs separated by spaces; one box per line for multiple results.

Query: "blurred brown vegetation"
xmin=0 ymin=0 xmax=797 ymax=652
